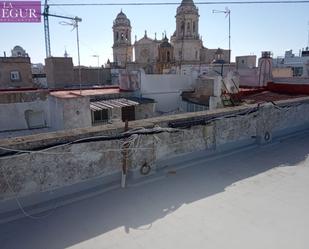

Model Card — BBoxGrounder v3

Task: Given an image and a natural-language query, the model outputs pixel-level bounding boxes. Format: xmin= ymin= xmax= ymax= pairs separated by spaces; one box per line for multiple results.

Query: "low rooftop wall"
xmin=1 ymin=97 xmax=309 ymax=221
xmin=268 ymin=82 xmax=309 ymax=94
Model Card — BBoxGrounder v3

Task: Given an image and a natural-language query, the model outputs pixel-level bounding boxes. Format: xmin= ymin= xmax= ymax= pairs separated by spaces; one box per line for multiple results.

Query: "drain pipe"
xmin=121 ymin=120 xmax=129 ymax=188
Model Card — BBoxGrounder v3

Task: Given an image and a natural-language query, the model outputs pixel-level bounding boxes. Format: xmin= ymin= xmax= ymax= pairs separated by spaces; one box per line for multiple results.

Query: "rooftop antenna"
xmin=64 ymin=47 xmax=68 ymax=57
xmin=59 ymin=17 xmax=83 ymax=94
xmin=213 ymin=7 xmax=231 ymax=67
xmin=43 ymin=0 xmax=82 ymax=60
xmin=307 ymin=21 xmax=309 ymax=48
xmin=43 ymin=0 xmax=51 ymax=58
xmin=92 ymin=54 xmax=100 ymax=84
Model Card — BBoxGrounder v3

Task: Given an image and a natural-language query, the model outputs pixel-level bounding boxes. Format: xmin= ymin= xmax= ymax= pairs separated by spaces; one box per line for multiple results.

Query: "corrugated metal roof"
xmin=90 ymin=98 xmax=139 ymax=111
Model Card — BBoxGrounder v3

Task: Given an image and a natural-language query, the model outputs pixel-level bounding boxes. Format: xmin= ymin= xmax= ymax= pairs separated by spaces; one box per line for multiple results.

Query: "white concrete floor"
xmin=1 ymin=132 xmax=309 ymax=249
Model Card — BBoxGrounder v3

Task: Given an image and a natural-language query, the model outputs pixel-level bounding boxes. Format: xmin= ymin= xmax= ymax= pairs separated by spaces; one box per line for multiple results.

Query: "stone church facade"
xmin=112 ymin=0 xmax=230 ymax=72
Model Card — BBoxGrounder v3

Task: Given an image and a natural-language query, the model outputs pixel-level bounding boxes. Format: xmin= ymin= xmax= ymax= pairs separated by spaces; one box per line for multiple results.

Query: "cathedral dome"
xmin=13 ymin=45 xmax=23 ymax=50
xmin=181 ymin=0 xmax=195 ymax=5
xmin=11 ymin=45 xmax=28 ymax=57
xmin=114 ymin=10 xmax=131 ymax=27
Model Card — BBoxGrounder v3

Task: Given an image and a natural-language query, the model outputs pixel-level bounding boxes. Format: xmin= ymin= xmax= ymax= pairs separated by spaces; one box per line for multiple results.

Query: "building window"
xmin=193 ymin=22 xmax=196 ymax=33
xmin=116 ymin=32 xmax=119 ymax=41
xmin=10 ymin=71 xmax=21 ymax=82
xmin=180 ymin=21 xmax=185 ymax=34
xmin=162 ymin=52 xmax=166 ymax=62
xmin=167 ymin=51 xmax=171 ymax=62
xmin=195 ymin=51 xmax=198 ymax=59
xmin=292 ymin=67 xmax=303 ymax=77
xmin=11 ymin=71 xmax=20 ymax=81
xmin=91 ymin=109 xmax=109 ymax=124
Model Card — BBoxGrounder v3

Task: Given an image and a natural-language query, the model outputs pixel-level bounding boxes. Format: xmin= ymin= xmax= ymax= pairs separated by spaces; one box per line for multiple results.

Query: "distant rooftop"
xmin=0 ymin=87 xmax=121 ymax=99
xmin=49 ymin=87 xmax=121 ymax=99
xmin=240 ymin=90 xmax=307 ymax=104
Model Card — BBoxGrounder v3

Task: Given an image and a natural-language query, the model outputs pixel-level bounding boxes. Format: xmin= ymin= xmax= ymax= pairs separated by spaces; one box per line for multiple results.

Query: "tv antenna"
xmin=212 ymin=7 xmax=231 ymax=65
xmin=43 ymin=0 xmax=82 ymax=58
xmin=307 ymin=21 xmax=309 ymax=48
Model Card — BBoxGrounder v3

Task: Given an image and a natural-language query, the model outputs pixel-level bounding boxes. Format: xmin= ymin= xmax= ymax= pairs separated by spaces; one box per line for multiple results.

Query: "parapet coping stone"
xmin=0 ymin=96 xmax=309 ymax=150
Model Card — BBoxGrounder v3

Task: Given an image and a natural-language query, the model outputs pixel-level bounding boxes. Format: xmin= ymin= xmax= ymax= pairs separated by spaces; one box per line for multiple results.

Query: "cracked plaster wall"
xmin=1 ymin=99 xmax=309 ymax=202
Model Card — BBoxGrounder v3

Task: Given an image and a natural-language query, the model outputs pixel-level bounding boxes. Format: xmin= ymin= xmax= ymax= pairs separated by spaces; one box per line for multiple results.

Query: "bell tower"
xmin=176 ymin=0 xmax=199 ymax=40
xmin=112 ymin=10 xmax=133 ymax=67
xmin=157 ymin=36 xmax=174 ymax=74
xmin=172 ymin=0 xmax=202 ymax=63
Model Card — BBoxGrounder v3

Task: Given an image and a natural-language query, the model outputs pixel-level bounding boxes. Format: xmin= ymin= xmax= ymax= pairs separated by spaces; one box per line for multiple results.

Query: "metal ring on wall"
xmin=140 ymin=162 xmax=151 ymax=176
xmin=264 ymin=132 xmax=271 ymax=142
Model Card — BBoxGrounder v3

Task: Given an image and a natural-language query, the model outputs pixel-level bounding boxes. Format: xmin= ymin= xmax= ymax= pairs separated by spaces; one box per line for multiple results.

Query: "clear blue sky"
xmin=1 ymin=0 xmax=309 ymax=66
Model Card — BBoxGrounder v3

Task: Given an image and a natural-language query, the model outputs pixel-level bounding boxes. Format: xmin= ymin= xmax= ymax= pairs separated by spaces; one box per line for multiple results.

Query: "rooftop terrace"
xmin=1 ymin=131 xmax=308 ymax=249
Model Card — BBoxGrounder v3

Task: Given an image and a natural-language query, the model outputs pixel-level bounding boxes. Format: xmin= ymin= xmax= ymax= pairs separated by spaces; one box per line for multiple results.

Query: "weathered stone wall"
xmin=73 ymin=68 xmax=111 ymax=86
xmin=0 ymin=90 xmax=49 ymax=104
xmin=0 ymin=97 xmax=309 ymax=207
xmin=0 ymin=57 xmax=34 ymax=89
xmin=45 ymin=57 xmax=74 ymax=89
xmin=0 ymin=139 xmax=122 ymax=200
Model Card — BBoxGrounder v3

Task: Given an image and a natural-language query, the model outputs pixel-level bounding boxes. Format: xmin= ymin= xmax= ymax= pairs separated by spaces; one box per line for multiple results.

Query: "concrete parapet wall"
xmin=237 ymin=68 xmax=259 ymax=87
xmin=1 ymin=97 xmax=309 ymax=218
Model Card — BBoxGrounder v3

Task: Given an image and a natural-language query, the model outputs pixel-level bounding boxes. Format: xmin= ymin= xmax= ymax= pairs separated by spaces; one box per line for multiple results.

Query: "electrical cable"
xmin=0 ymin=126 xmax=181 ymax=220
xmin=168 ymin=105 xmax=260 ymax=128
xmin=0 ymin=126 xmax=181 ymax=158
xmin=0 ymin=103 xmax=305 ymax=220
xmin=0 ymin=159 xmax=59 ymax=220
xmin=0 ymin=102 xmax=304 ymax=157
xmin=46 ymin=1 xmax=309 ymax=7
